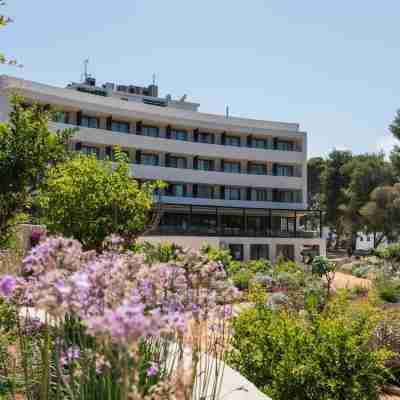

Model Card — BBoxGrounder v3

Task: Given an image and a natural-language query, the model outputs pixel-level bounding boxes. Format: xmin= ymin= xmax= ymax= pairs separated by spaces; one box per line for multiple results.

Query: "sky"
xmin=1 ymin=0 xmax=400 ymax=158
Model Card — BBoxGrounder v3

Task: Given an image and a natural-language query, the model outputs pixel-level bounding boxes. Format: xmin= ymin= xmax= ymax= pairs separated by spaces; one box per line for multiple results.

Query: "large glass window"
xmin=248 ymin=163 xmax=267 ymax=175
xmin=53 ymin=111 xmax=69 ymax=124
xmin=225 ymin=135 xmax=241 ymax=147
xmin=274 ymin=190 xmax=302 ymax=203
xmin=276 ymin=140 xmax=294 ymax=151
xmin=251 ymin=138 xmax=268 ymax=149
xmin=276 ymin=244 xmax=295 ymax=261
xmin=220 ymin=209 xmax=244 ymax=235
xmin=255 ymin=189 xmax=272 ymax=202
xmin=223 ymin=161 xmax=241 ymax=173
xmin=197 ymin=132 xmax=214 ymax=144
xmin=81 ymin=115 xmax=99 ymax=129
xmin=165 ymin=183 xmax=186 ymax=197
xmin=250 ymin=244 xmax=269 ymax=260
xmin=81 ymin=145 xmax=100 ymax=159
xmin=276 ymin=164 xmax=294 ymax=177
xmin=225 ymin=187 xmax=241 ymax=201
xmin=170 ymin=129 xmax=188 ymax=141
xmin=140 ymin=153 xmax=159 ymax=166
xmin=189 ymin=207 xmax=218 ymax=235
xmin=142 ymin=126 xmax=159 ymax=137
xmin=111 ymin=120 xmax=130 ymax=133
xmin=197 ymin=159 xmax=214 ymax=171
xmin=167 ymin=156 xmax=187 ymax=169
xmin=196 ymin=185 xmax=214 ymax=199
xmin=229 ymin=244 xmax=244 ymax=261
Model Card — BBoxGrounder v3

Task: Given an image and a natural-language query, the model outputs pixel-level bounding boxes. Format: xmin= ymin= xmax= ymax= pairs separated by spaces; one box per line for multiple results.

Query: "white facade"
xmin=0 ymin=75 xmax=325 ymax=262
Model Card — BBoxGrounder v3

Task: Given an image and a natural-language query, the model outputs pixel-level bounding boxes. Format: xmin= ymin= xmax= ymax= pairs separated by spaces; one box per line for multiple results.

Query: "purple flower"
xmin=0 ymin=275 xmax=17 ymax=298
xmin=146 ymin=363 xmax=159 ymax=377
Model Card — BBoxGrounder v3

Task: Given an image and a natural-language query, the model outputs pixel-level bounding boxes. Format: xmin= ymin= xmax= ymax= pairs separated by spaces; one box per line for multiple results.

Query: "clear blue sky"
xmin=2 ymin=0 xmax=400 ymax=158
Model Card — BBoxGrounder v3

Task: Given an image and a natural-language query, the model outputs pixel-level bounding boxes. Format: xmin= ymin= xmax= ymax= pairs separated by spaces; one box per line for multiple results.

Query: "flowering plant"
xmin=0 ymin=236 xmax=238 ymax=399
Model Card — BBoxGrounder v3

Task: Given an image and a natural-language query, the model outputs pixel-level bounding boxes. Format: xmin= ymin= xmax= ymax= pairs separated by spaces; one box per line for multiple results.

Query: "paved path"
xmin=332 ymin=271 xmax=371 ymax=290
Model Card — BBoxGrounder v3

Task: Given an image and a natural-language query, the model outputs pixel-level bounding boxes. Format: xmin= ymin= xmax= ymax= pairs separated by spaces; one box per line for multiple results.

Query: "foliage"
xmin=323 ymin=149 xmax=353 ymax=244
xmin=0 ymin=236 xmax=239 ymax=399
xmin=37 ymin=152 xmax=165 ymax=250
xmin=361 ymin=185 xmax=400 ymax=247
xmin=0 ymin=95 xmax=73 ymax=246
xmin=374 ymin=242 xmax=400 ymax=274
xmin=307 ymin=156 xmax=326 ymax=209
xmin=200 ymin=244 xmax=232 ymax=268
xmin=374 ymin=274 xmax=400 ymax=303
xmin=390 ymin=109 xmax=400 ymax=141
xmin=0 ymin=1 xmax=22 ymax=67
xmin=229 ymin=298 xmax=391 ymax=400
xmin=136 ymin=241 xmax=184 ymax=265
xmin=340 ymin=153 xmax=393 ymax=250
xmin=230 ymin=270 xmax=254 ymax=291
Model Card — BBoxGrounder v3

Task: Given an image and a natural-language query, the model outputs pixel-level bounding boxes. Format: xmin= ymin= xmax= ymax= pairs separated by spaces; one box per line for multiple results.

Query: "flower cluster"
xmin=2 ymin=236 xmax=238 ymax=347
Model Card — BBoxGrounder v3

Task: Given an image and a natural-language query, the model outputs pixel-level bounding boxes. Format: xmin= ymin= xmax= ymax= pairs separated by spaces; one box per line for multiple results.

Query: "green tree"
xmin=340 ymin=154 xmax=394 ymax=251
xmin=389 ymin=110 xmax=400 ymax=177
xmin=37 ymin=151 xmax=165 ymax=250
xmin=307 ymin=157 xmax=326 ymax=209
xmin=361 ymin=184 xmax=400 ymax=247
xmin=0 ymin=95 xmax=73 ymax=246
xmin=323 ymin=149 xmax=353 ymax=247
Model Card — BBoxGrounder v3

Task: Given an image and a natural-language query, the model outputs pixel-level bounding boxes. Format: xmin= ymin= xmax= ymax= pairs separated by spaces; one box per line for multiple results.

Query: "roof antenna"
xmin=226 ymin=105 xmax=230 ymax=119
xmin=82 ymin=59 xmax=90 ymax=82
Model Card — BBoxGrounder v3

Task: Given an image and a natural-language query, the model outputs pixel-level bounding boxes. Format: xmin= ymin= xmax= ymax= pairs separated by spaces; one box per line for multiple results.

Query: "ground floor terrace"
xmin=146 ymin=204 xmax=325 ymax=262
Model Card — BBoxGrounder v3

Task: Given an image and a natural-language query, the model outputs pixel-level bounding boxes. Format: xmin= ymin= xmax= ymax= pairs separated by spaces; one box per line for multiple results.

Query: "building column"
xmin=240 ymin=188 xmax=247 ymax=201
xmin=130 ymin=122 xmax=136 ymax=134
xmin=270 ymin=243 xmax=277 ymax=263
xmin=294 ymin=242 xmax=303 ymax=264
xmin=158 ymin=153 xmax=166 ymax=167
xmin=240 ymin=160 xmax=247 ymax=174
xmin=187 ymin=129 xmax=194 ymax=142
xmin=187 ymin=156 xmax=194 ymax=170
xmin=186 ymin=183 xmax=193 ymax=198
xmin=243 ymin=244 xmax=251 ymax=262
xmin=99 ymin=117 xmax=107 ymax=130
xmin=159 ymin=126 xmax=166 ymax=139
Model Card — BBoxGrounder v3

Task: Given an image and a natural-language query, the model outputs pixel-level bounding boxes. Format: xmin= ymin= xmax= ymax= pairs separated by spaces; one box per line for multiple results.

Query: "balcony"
xmin=51 ymin=122 xmax=306 ymax=164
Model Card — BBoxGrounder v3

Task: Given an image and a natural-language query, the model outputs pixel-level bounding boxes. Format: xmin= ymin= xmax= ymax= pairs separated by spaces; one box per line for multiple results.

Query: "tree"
xmin=0 ymin=1 xmax=21 ymax=67
xmin=389 ymin=109 xmax=400 ymax=141
xmin=0 ymin=95 xmax=73 ymax=246
xmin=361 ymin=184 xmax=400 ymax=247
xmin=340 ymin=154 xmax=394 ymax=251
xmin=307 ymin=157 xmax=326 ymax=209
xmin=37 ymin=151 xmax=165 ymax=250
xmin=323 ymin=149 xmax=353 ymax=247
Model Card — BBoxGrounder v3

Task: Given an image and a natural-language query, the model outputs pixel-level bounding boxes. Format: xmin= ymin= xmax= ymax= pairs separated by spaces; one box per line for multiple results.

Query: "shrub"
xmin=375 ymin=274 xmax=400 ymax=303
xmin=229 ymin=300 xmax=391 ymax=400
xmin=231 ymin=270 xmax=254 ymax=291
xmin=353 ymin=264 xmax=373 ymax=278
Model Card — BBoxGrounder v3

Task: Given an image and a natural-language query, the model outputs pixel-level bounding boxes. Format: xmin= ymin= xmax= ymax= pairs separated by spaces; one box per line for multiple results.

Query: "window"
xmin=250 ymin=244 xmax=269 ymax=260
xmin=223 ymin=161 xmax=241 ymax=173
xmin=196 ymin=185 xmax=214 ymax=199
xmin=167 ymin=156 xmax=187 ymax=169
xmin=53 ymin=111 xmax=69 ymax=124
xmin=229 ymin=244 xmax=244 ymax=261
xmin=140 ymin=153 xmax=159 ymax=166
xmin=251 ymin=138 xmax=268 ymax=149
xmin=255 ymin=189 xmax=271 ymax=202
xmin=197 ymin=159 xmax=214 ymax=171
xmin=81 ymin=115 xmax=99 ymax=129
xmin=142 ymin=126 xmax=159 ymax=137
xmin=275 ymin=140 xmax=294 ymax=151
xmin=111 ymin=120 xmax=130 ymax=133
xmin=225 ymin=187 xmax=241 ymax=201
xmin=248 ymin=163 xmax=267 ymax=175
xmin=276 ymin=165 xmax=294 ymax=177
xmin=197 ymin=132 xmax=214 ymax=144
xmin=170 ymin=129 xmax=188 ymax=141
xmin=275 ymin=190 xmax=302 ymax=203
xmin=165 ymin=183 xmax=186 ymax=197
xmin=276 ymin=244 xmax=295 ymax=261
xmin=225 ymin=135 xmax=241 ymax=147
xmin=81 ymin=145 xmax=100 ymax=159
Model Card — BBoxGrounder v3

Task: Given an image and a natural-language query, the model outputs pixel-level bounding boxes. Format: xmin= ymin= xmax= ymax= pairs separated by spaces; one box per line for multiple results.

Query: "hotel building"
xmin=0 ymin=75 xmax=325 ymax=262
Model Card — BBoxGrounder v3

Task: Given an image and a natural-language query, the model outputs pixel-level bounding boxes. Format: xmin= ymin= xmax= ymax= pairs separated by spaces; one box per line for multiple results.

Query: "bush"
xmin=229 ymin=300 xmax=391 ymax=400
xmin=231 ymin=270 xmax=254 ymax=291
xmin=353 ymin=264 xmax=373 ymax=278
xmin=375 ymin=274 xmax=400 ymax=303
